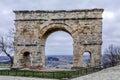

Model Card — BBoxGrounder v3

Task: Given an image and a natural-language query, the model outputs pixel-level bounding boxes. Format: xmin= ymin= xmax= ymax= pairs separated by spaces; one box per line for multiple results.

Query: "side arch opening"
xmin=23 ymin=51 xmax=31 ymax=67
xmin=82 ymin=52 xmax=91 ymax=67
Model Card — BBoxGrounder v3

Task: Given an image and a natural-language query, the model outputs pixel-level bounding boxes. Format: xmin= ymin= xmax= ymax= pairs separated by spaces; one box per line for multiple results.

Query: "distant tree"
xmin=102 ymin=44 xmax=120 ymax=68
xmin=0 ymin=28 xmax=15 ymax=68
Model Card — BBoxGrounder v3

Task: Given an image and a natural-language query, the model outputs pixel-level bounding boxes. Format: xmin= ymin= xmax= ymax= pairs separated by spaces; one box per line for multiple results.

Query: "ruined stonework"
xmin=13 ymin=8 xmax=104 ymax=69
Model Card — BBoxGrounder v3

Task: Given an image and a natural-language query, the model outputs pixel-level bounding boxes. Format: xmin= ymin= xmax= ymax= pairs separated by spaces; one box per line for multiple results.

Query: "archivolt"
xmin=20 ymin=48 xmax=33 ymax=54
xmin=39 ymin=23 xmax=73 ymax=39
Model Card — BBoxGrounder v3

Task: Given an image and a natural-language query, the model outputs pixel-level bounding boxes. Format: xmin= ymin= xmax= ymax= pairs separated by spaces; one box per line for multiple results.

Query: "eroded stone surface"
xmin=13 ymin=9 xmax=104 ymax=69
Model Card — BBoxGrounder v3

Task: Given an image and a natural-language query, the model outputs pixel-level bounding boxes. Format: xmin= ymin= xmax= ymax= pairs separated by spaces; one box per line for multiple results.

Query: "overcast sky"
xmin=0 ymin=0 xmax=119 ymax=56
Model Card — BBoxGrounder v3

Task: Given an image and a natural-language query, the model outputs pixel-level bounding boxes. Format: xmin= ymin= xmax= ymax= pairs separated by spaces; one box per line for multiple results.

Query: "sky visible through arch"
xmin=45 ymin=31 xmax=73 ymax=55
xmin=0 ymin=0 xmax=120 ymax=56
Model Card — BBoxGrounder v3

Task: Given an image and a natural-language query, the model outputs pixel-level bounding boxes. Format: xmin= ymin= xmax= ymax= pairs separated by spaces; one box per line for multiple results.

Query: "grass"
xmin=0 ymin=68 xmax=102 ymax=79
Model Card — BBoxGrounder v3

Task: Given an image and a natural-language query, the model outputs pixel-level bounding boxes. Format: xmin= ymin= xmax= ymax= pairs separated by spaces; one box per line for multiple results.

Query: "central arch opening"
xmin=45 ymin=31 xmax=73 ymax=69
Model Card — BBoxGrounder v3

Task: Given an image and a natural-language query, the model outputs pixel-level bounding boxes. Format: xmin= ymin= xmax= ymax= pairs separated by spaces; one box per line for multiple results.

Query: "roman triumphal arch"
xmin=13 ymin=8 xmax=104 ymax=69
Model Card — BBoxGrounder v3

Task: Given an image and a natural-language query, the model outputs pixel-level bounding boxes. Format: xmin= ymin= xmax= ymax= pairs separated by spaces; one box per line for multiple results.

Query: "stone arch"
xmin=19 ymin=48 xmax=33 ymax=67
xmin=14 ymin=9 xmax=103 ymax=69
xmin=40 ymin=23 xmax=72 ymax=30
xmin=40 ymin=23 xmax=73 ymax=40
xmin=38 ymin=23 xmax=75 ymax=68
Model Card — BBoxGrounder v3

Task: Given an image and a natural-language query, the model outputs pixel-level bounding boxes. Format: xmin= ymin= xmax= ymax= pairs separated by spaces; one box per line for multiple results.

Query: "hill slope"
xmin=72 ymin=65 xmax=120 ymax=80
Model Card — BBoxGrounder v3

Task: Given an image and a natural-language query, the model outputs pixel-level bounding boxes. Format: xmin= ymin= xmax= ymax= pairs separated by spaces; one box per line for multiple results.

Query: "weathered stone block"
xmin=80 ymin=34 xmax=102 ymax=45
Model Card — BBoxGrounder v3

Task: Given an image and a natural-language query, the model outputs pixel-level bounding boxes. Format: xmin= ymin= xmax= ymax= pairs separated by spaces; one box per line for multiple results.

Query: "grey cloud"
xmin=0 ymin=0 xmax=120 ymax=55
xmin=46 ymin=31 xmax=73 ymax=44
